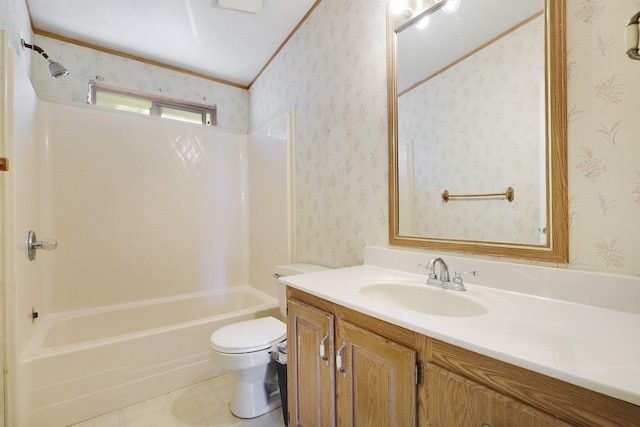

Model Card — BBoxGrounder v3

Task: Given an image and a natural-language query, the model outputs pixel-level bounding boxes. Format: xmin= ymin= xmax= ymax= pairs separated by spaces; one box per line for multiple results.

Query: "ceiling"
xmin=27 ymin=0 xmax=318 ymax=88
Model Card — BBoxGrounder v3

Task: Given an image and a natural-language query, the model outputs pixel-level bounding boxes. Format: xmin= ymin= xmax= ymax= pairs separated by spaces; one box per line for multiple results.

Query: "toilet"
xmin=209 ymin=264 xmax=329 ymax=419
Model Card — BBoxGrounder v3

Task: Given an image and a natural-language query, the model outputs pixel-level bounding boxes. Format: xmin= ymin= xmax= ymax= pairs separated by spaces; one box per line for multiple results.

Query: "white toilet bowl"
xmin=210 ymin=264 xmax=330 ymax=419
xmin=210 ymin=316 xmax=286 ymax=418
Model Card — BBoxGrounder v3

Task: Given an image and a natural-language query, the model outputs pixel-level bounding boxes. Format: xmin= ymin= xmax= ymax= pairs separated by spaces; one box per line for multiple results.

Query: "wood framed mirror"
xmin=387 ymin=0 xmax=568 ymax=262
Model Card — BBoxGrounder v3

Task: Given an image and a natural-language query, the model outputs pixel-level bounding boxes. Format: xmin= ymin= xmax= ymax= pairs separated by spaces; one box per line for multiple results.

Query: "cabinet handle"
xmin=481 ymin=424 xmax=492 ymax=427
xmin=336 ymin=341 xmax=347 ymax=377
xmin=319 ymin=332 xmax=329 ymax=365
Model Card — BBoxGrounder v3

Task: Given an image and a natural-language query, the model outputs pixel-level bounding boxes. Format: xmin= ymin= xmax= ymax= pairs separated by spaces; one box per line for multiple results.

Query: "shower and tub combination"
xmin=3 ymin=39 xmax=296 ymax=426
xmin=21 ymin=287 xmax=281 ymax=426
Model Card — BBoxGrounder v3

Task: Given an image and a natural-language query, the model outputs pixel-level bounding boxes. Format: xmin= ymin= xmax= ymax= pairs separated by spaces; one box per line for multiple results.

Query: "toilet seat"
xmin=210 ymin=316 xmax=286 ymax=354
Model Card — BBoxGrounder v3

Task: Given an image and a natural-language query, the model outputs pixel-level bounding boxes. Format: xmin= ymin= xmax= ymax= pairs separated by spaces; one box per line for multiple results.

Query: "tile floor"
xmin=70 ymin=375 xmax=286 ymax=427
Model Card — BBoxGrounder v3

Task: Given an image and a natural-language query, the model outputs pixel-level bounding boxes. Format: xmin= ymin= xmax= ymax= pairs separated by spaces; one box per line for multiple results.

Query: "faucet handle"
xmin=417 ymin=263 xmax=437 ymax=280
xmin=453 ymin=270 xmax=478 ymax=285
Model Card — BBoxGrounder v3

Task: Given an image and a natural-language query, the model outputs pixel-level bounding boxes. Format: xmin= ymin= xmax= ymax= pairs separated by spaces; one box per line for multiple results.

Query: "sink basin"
xmin=359 ymin=281 xmax=488 ymax=317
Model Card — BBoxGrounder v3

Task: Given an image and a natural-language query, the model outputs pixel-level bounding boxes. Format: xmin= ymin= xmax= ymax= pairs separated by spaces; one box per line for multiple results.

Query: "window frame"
xmin=88 ymin=81 xmax=217 ymax=126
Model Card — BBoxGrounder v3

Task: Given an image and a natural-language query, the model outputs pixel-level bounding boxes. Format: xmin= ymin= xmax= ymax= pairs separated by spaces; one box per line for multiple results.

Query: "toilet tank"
xmin=274 ymin=264 xmax=330 ymax=316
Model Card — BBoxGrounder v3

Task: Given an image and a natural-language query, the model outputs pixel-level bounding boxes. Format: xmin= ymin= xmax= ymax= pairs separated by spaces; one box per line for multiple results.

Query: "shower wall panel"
xmin=38 ymin=103 xmax=249 ymax=313
xmin=5 ymin=39 xmax=42 ymax=354
xmin=247 ymin=111 xmax=293 ymax=296
xmin=3 ymin=39 xmax=44 ymax=427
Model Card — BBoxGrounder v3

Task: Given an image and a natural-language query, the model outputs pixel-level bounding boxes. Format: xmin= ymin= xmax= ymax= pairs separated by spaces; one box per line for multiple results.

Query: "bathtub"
xmin=20 ymin=286 xmax=281 ymax=427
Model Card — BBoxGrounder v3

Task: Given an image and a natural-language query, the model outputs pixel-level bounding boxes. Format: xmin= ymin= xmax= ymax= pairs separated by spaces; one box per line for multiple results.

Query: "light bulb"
xmin=442 ymin=0 xmax=461 ymax=14
xmin=416 ymin=16 xmax=430 ymax=29
xmin=391 ymin=0 xmax=408 ymax=15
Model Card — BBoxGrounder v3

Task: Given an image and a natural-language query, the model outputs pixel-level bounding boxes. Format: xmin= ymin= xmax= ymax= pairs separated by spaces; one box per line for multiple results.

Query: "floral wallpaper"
xmin=250 ymin=0 xmax=640 ymax=277
xmin=30 ymin=35 xmax=248 ymax=132
xmin=249 ymin=0 xmax=390 ymax=268
xmin=398 ymin=17 xmax=545 ymax=244
xmin=566 ymin=0 xmax=640 ymax=275
xmin=27 ymin=0 xmax=640 ymax=277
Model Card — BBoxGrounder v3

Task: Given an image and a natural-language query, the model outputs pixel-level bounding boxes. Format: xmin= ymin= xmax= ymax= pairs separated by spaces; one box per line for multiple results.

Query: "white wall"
xmin=0 ymin=0 xmax=31 ymax=74
xmin=38 ymin=102 xmax=250 ymax=312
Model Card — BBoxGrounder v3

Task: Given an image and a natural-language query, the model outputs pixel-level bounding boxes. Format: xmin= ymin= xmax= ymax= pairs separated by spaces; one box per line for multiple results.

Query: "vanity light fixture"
xmin=626 ymin=10 xmax=640 ymax=60
xmin=394 ymin=0 xmax=450 ymax=33
xmin=21 ymin=38 xmax=69 ymax=78
xmin=393 ymin=0 xmax=459 ymax=19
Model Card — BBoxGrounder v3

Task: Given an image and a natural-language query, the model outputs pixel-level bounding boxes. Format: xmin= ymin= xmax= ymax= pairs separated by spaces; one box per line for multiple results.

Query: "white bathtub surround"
xmin=3 ymin=44 xmax=295 ymax=427
xmin=280 ymin=246 xmax=640 ymax=407
xmin=21 ymin=287 xmax=280 ymax=427
xmin=248 ymin=111 xmax=296 ymax=297
xmin=38 ymin=100 xmax=251 ymax=312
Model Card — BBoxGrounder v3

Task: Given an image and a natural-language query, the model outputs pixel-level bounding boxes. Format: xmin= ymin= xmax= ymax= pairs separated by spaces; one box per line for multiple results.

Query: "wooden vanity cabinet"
xmin=428 ymin=339 xmax=640 ymax=427
xmin=287 ymin=288 xmax=640 ymax=427
xmin=336 ymin=319 xmax=417 ymax=426
xmin=287 ymin=288 xmax=419 ymax=427
xmin=426 ymin=364 xmax=571 ymax=427
xmin=287 ymin=298 xmax=336 ymax=426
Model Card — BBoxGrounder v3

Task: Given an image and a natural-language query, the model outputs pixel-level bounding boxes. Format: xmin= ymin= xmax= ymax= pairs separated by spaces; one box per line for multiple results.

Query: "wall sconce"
xmin=626 ymin=11 xmax=640 ymax=60
xmin=21 ymin=38 xmax=69 ymax=78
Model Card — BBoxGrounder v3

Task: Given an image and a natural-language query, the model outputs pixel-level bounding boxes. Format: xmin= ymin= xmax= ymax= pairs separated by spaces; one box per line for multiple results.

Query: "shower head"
xmin=21 ymin=38 xmax=70 ymax=78
xmin=47 ymin=60 xmax=69 ymax=78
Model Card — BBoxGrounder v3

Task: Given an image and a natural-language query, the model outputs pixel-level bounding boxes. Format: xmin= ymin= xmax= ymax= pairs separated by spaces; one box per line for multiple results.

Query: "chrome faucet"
xmin=426 ymin=257 xmax=450 ymax=283
xmin=419 ymin=257 xmax=467 ymax=291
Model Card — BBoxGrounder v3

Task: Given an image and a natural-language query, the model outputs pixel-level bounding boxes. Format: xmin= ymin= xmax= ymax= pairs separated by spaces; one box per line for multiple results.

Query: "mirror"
xmin=387 ymin=0 xmax=568 ymax=262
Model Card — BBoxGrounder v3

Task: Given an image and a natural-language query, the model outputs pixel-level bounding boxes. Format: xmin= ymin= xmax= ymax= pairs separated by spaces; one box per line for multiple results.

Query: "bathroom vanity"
xmin=282 ymin=249 xmax=640 ymax=427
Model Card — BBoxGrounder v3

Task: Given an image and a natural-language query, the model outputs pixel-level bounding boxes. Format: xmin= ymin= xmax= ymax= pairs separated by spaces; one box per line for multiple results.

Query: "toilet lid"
xmin=210 ymin=316 xmax=286 ymax=354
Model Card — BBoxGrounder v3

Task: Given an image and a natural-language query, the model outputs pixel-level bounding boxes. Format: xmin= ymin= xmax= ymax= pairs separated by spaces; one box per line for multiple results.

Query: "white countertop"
xmin=281 ymin=264 xmax=640 ymax=406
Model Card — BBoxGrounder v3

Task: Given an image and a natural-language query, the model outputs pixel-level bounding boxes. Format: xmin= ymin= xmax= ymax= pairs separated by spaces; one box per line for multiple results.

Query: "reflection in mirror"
xmin=388 ymin=0 xmax=568 ymax=262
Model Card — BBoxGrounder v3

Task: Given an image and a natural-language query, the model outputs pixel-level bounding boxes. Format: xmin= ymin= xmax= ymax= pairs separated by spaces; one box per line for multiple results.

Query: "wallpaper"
xmin=30 ymin=35 xmax=248 ymax=132
xmin=566 ymin=0 xmax=640 ymax=275
xmin=398 ymin=17 xmax=544 ymax=244
xmin=249 ymin=0 xmax=390 ymax=267
xmin=250 ymin=0 xmax=640 ymax=277
xmin=26 ymin=0 xmax=640 ymax=277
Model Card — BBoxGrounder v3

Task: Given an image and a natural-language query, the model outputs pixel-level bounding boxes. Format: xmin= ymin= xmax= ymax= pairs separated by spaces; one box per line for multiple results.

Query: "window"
xmin=89 ymin=82 xmax=217 ymax=126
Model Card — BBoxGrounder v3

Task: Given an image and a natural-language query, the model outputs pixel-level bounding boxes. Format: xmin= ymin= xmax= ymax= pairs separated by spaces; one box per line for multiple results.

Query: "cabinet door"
xmin=336 ymin=320 xmax=417 ymax=427
xmin=288 ymin=299 xmax=336 ymax=427
xmin=426 ymin=365 xmax=572 ymax=427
